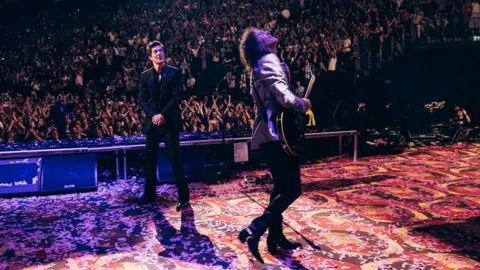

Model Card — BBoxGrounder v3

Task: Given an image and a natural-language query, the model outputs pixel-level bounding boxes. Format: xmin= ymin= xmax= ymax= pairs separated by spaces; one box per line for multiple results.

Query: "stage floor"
xmin=1 ymin=144 xmax=480 ymax=270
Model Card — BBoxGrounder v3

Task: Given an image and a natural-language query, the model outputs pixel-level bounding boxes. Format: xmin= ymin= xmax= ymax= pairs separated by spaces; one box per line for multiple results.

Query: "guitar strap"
xmin=250 ymin=73 xmax=269 ymax=123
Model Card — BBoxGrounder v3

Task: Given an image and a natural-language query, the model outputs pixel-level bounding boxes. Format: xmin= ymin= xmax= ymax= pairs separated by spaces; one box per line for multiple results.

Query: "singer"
xmin=134 ymin=41 xmax=190 ymax=211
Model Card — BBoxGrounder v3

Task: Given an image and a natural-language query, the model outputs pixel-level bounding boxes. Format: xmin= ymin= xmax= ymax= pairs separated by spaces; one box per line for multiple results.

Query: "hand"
xmin=152 ymin=114 xmax=166 ymax=126
xmin=303 ymin=98 xmax=312 ymax=111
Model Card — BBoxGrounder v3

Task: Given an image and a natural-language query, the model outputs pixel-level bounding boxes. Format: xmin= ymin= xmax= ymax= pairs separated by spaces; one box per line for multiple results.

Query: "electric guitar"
xmin=275 ymin=74 xmax=316 ymax=156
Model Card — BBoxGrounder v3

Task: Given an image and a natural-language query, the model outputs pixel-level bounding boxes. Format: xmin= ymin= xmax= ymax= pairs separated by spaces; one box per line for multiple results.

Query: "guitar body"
xmin=275 ymin=73 xmax=316 ymax=156
xmin=276 ymin=108 xmax=306 ymax=156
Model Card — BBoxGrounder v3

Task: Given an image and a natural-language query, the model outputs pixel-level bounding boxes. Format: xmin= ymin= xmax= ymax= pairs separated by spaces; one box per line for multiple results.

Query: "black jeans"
xmin=251 ymin=141 xmax=302 ymax=236
xmin=144 ymin=127 xmax=189 ymax=203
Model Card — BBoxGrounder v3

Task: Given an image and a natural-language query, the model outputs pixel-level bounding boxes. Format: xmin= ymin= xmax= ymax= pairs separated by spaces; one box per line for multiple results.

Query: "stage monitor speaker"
xmin=364 ymin=130 xmax=407 ymax=155
xmin=406 ymin=112 xmax=435 ymax=139
xmin=408 ymin=129 xmax=435 ymax=139
xmin=0 ymin=158 xmax=42 ymax=197
xmin=156 ymin=147 xmax=206 ymax=183
xmin=41 ymin=154 xmax=98 ymax=193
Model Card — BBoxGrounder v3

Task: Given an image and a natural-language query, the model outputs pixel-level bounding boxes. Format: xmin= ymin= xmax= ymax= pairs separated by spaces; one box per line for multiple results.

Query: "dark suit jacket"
xmin=138 ymin=65 xmax=183 ymax=135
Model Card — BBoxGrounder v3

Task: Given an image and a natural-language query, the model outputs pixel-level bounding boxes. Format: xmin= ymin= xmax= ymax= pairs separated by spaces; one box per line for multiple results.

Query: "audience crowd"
xmin=0 ymin=0 xmax=479 ymax=143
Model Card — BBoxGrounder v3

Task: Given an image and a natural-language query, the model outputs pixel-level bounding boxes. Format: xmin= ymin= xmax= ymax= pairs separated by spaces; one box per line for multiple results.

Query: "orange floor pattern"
xmin=1 ymin=144 xmax=479 ymax=269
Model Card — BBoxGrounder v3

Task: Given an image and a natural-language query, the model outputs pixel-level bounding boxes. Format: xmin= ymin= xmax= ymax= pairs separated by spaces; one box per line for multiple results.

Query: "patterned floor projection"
xmin=1 ymin=144 xmax=479 ymax=270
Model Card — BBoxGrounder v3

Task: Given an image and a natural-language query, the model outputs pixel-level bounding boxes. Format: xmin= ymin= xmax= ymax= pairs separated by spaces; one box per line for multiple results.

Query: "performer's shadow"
xmin=153 ymin=205 xmax=231 ymax=269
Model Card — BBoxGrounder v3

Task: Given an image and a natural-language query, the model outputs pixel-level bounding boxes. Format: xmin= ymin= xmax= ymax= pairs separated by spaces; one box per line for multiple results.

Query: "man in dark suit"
xmin=136 ymin=41 xmax=189 ymax=211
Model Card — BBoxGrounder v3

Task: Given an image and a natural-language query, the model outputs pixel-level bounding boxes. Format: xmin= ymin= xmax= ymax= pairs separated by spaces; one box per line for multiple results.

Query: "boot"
xmin=238 ymin=218 xmax=268 ymax=263
xmin=267 ymin=216 xmax=302 ymax=255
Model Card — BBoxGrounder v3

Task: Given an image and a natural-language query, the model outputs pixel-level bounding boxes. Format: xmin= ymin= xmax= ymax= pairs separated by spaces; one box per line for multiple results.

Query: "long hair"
xmin=239 ymin=27 xmax=269 ymax=73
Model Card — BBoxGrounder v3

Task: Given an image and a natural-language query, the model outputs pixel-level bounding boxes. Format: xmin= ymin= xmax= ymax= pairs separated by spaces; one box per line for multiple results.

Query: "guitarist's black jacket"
xmin=250 ymin=53 xmax=306 ymax=150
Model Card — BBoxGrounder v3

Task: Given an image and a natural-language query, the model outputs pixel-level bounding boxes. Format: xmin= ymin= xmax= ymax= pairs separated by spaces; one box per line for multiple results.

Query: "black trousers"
xmin=144 ymin=127 xmax=189 ymax=203
xmin=251 ymin=141 xmax=302 ymax=236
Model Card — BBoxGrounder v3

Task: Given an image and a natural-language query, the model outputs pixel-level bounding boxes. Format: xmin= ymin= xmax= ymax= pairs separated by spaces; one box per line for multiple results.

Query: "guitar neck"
xmin=303 ymin=75 xmax=316 ymax=99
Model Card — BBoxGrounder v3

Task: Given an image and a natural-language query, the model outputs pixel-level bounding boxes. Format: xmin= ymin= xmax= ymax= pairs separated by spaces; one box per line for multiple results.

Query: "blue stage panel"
xmin=41 ymin=154 xmax=98 ymax=193
xmin=0 ymin=158 xmax=42 ymax=196
xmin=157 ymin=147 xmax=206 ymax=183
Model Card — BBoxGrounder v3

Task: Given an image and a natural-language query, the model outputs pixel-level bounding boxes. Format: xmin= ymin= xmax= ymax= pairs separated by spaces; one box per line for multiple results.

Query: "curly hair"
xmin=239 ymin=27 xmax=270 ymax=73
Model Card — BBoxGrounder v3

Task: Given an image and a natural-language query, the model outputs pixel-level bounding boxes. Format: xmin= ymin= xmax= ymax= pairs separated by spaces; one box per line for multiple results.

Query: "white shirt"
xmin=75 ymin=73 xmax=83 ymax=86
xmin=343 ymin=38 xmax=352 ymax=52
xmin=328 ymin=56 xmax=337 ymax=71
xmin=187 ymin=77 xmax=196 ymax=88
xmin=240 ymin=73 xmax=247 ymax=88
xmin=304 ymin=64 xmax=312 ymax=79
xmin=109 ymin=32 xmax=116 ymax=42
xmin=228 ymin=76 xmax=235 ymax=88
xmin=473 ymin=2 xmax=480 ymax=13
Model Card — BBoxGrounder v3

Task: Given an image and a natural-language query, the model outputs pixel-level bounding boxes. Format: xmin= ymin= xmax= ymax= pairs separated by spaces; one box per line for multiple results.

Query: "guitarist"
xmin=237 ymin=27 xmax=312 ymax=263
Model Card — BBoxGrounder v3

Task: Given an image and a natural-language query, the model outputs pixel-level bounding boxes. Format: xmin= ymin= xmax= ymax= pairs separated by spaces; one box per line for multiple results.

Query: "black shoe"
xmin=238 ymin=218 xmax=268 ymax=263
xmin=267 ymin=234 xmax=302 ymax=255
xmin=176 ymin=202 xmax=190 ymax=212
xmin=238 ymin=228 xmax=264 ymax=264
